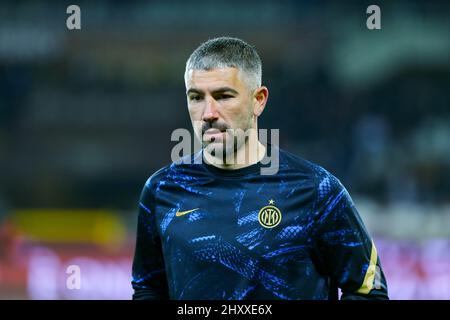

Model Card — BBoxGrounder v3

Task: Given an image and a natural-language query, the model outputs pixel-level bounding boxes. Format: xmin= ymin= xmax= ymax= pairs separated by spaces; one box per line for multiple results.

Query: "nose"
xmin=202 ymin=96 xmax=219 ymax=122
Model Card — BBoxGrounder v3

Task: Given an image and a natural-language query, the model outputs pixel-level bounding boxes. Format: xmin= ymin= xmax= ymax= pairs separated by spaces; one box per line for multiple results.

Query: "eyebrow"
xmin=186 ymin=87 xmax=239 ymax=96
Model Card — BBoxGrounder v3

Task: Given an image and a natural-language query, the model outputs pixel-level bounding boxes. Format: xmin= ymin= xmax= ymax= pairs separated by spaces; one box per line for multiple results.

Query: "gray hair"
xmin=185 ymin=37 xmax=262 ymax=91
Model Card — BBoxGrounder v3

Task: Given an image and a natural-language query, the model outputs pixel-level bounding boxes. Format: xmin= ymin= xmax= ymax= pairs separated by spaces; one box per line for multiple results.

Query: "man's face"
xmin=185 ymin=67 xmax=255 ymax=157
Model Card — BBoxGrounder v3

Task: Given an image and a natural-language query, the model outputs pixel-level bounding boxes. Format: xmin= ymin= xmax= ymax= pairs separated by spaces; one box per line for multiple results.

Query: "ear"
xmin=253 ymin=86 xmax=269 ymax=117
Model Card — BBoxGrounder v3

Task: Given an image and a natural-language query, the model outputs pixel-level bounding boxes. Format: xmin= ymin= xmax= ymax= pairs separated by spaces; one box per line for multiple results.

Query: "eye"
xmin=189 ymin=95 xmax=203 ymax=102
xmin=217 ymin=94 xmax=233 ymax=100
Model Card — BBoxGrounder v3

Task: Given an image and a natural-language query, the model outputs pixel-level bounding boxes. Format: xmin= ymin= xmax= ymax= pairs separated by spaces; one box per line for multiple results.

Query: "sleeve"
xmin=131 ymin=178 xmax=169 ymax=300
xmin=313 ymin=173 xmax=389 ymax=300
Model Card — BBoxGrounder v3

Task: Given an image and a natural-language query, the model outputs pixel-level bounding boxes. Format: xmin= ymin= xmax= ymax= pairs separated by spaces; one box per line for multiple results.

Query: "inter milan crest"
xmin=258 ymin=199 xmax=282 ymax=228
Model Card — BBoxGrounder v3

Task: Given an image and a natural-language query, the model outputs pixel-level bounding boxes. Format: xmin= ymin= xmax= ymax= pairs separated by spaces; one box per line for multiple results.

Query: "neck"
xmin=203 ymin=129 xmax=266 ymax=170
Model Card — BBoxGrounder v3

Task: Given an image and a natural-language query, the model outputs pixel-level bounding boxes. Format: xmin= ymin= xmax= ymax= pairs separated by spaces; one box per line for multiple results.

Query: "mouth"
xmin=203 ymin=128 xmax=226 ymax=141
xmin=204 ymin=128 xmax=223 ymax=134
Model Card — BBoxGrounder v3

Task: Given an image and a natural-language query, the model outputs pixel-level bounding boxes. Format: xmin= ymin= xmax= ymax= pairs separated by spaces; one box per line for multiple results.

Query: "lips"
xmin=203 ymin=128 xmax=226 ymax=141
xmin=204 ymin=128 xmax=223 ymax=134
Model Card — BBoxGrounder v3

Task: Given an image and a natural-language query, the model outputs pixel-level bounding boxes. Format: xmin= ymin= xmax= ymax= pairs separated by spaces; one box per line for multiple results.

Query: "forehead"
xmin=185 ymin=67 xmax=246 ymax=91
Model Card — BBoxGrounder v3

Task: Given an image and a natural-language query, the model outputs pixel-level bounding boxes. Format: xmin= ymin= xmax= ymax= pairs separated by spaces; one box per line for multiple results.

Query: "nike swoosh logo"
xmin=175 ymin=208 xmax=199 ymax=217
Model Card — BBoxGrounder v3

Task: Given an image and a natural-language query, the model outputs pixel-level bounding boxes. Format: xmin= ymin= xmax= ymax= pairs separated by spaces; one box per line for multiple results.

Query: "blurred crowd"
xmin=0 ymin=0 xmax=449 ymax=299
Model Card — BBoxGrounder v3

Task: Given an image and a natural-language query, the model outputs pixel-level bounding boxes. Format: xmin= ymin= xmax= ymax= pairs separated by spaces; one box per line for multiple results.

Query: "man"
xmin=131 ymin=37 xmax=388 ymax=300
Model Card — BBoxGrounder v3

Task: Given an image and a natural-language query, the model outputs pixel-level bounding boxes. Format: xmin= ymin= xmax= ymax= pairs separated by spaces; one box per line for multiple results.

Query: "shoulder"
xmin=143 ymin=165 xmax=171 ymax=191
xmin=143 ymin=152 xmax=202 ymax=191
xmin=278 ymin=147 xmax=346 ymax=199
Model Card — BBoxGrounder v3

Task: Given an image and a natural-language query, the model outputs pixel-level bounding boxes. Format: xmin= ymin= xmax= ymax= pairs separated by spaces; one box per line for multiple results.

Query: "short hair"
xmin=185 ymin=37 xmax=262 ymax=91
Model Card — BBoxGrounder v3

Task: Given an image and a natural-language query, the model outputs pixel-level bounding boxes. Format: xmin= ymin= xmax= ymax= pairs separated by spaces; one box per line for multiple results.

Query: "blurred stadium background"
xmin=0 ymin=0 xmax=449 ymax=299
